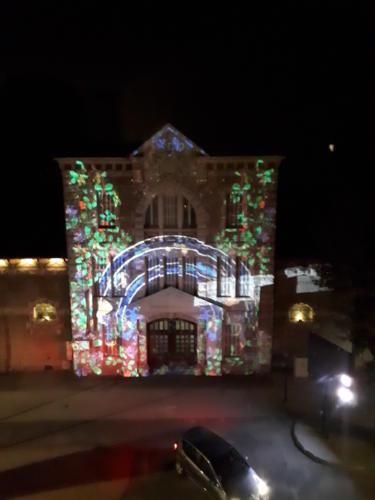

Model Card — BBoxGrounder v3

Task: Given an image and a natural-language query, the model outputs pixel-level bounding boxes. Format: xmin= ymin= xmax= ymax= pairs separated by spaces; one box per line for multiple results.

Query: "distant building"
xmin=0 ymin=125 xmax=282 ymax=376
xmin=0 ymin=258 xmax=69 ymax=372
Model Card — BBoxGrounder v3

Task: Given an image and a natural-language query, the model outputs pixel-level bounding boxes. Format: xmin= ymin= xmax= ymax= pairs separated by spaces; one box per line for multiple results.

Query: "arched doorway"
xmin=147 ymin=318 xmax=197 ymax=371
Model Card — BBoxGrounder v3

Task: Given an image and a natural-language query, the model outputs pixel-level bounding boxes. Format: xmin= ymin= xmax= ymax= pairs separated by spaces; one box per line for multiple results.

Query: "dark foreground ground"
xmin=0 ymin=372 xmax=373 ymax=499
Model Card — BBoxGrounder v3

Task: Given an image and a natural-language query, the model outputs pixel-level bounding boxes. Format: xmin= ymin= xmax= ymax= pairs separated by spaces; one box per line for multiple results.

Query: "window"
xmin=183 ymin=197 xmax=196 ymax=228
xmin=236 ymin=257 xmax=251 ymax=297
xmin=33 ymin=303 xmax=57 ymax=322
xmin=224 ymin=323 xmax=242 ymax=356
xmin=288 ymin=303 xmax=314 ymax=323
xmin=183 ymin=440 xmax=197 ymax=463
xmin=165 ymin=257 xmax=179 ymax=287
xmin=197 ymin=454 xmax=216 ymax=482
xmin=146 ymin=255 xmax=161 ymax=295
xmin=93 ymin=256 xmax=111 ymax=296
xmin=145 ymin=196 xmax=159 ymax=227
xmin=175 ymin=333 xmax=195 ymax=354
xmin=217 ymin=256 xmax=233 ymax=297
xmin=144 ymin=195 xmax=197 ymax=231
xmin=150 ymin=334 xmax=168 ymax=354
xmin=163 ymin=195 xmax=177 ymax=228
xmin=226 ymin=193 xmax=242 ymax=228
xmin=182 ymin=257 xmax=197 ymax=294
xmin=97 ymin=192 xmax=115 ymax=228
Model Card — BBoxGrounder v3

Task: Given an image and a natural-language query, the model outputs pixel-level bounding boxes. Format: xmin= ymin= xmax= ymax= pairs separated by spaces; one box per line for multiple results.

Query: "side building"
xmin=0 ymin=258 xmax=70 ymax=372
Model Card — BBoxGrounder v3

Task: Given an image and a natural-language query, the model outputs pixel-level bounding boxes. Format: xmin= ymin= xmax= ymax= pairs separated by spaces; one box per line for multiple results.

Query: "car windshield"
xmin=213 ymin=450 xmax=255 ymax=497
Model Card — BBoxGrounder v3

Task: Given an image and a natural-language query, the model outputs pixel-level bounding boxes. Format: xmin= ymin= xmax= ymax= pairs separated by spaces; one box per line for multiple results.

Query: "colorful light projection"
xmin=284 ymin=265 xmax=332 ymax=294
xmin=66 ymin=160 xmax=132 ymax=376
xmin=215 ymin=160 xmax=277 ymax=372
xmin=215 ymin=160 xmax=275 ymax=275
xmin=132 ymin=124 xmax=206 ymax=157
xmin=65 ymin=156 xmax=276 ymax=377
xmin=97 ymin=235 xmax=245 ymax=377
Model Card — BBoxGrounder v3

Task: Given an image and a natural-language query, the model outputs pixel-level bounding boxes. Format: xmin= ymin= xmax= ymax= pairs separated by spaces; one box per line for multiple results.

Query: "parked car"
xmin=174 ymin=426 xmax=270 ymax=500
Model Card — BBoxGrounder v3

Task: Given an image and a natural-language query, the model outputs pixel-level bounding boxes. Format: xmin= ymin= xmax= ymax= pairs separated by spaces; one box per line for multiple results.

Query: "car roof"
xmin=183 ymin=426 xmax=240 ymax=464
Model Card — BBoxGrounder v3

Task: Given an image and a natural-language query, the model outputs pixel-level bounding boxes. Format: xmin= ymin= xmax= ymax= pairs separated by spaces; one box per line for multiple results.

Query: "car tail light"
xmin=173 ymin=442 xmax=178 ymax=450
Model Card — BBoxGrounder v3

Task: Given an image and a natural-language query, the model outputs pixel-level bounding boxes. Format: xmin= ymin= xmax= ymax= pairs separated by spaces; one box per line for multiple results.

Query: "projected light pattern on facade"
xmin=60 ymin=126 xmax=280 ymax=377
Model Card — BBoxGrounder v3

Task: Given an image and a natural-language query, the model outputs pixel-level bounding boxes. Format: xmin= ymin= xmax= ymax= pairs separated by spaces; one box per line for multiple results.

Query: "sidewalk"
xmin=276 ymin=373 xmax=375 ymax=469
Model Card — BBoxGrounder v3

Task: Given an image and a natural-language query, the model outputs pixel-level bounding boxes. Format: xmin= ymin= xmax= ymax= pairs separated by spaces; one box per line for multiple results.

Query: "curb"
xmin=291 ymin=420 xmax=374 ymax=472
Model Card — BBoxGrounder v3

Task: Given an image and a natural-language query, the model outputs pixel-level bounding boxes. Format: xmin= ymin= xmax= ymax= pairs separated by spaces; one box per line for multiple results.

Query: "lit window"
xmin=33 ymin=303 xmax=57 ymax=322
xmin=288 ymin=303 xmax=314 ymax=323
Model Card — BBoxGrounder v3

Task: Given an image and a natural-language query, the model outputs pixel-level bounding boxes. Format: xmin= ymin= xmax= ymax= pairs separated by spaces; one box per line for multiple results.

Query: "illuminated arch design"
xmin=97 ymin=235 xmax=254 ymax=311
xmin=95 ymin=235 xmax=255 ymax=376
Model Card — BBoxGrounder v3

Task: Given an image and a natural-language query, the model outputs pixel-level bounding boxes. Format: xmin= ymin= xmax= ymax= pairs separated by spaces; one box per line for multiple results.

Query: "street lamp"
xmin=337 ymin=386 xmax=355 ymax=405
xmin=320 ymin=373 xmax=356 ymax=437
xmin=336 ymin=373 xmax=356 ymax=407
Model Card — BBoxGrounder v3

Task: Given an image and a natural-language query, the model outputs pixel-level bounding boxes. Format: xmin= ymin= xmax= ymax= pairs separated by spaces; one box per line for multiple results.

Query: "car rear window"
xmin=182 ymin=439 xmax=197 ymax=463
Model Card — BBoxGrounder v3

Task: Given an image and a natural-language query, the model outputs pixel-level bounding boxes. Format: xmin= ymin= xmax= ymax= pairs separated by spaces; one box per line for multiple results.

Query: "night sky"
xmin=0 ymin=3 xmax=370 ymax=269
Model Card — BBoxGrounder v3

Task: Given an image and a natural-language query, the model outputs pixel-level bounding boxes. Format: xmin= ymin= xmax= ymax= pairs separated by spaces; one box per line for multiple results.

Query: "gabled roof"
xmin=132 ymin=123 xmax=206 ymax=156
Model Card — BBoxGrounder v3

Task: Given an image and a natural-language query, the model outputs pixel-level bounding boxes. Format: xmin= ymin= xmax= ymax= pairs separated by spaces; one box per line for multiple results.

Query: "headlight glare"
xmin=253 ymin=471 xmax=270 ymax=497
xmin=337 ymin=386 xmax=354 ymax=404
xmin=339 ymin=374 xmax=352 ymax=388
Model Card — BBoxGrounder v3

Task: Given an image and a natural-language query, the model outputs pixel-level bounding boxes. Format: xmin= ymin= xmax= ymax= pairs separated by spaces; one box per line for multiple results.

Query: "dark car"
xmin=174 ymin=426 xmax=270 ymax=500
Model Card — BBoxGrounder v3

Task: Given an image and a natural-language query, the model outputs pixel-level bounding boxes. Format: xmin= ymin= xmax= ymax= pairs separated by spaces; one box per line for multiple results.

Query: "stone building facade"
xmin=57 ymin=125 xmax=282 ymax=376
xmin=0 ymin=258 xmax=70 ymax=372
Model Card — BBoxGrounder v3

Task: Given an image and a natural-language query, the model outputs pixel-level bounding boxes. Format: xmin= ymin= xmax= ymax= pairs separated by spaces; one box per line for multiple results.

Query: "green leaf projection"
xmin=66 ymin=161 xmax=132 ymax=375
xmin=215 ymin=160 xmax=275 ymax=275
xmin=61 ymin=144 xmax=278 ymax=377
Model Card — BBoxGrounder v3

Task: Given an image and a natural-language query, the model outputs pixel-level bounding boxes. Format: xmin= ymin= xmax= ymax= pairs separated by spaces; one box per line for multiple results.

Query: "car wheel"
xmin=175 ymin=461 xmax=184 ymax=476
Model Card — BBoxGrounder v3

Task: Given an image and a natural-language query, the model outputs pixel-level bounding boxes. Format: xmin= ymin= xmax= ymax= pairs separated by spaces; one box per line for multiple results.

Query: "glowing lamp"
xmin=48 ymin=258 xmax=65 ymax=267
xmin=289 ymin=303 xmax=314 ymax=323
xmin=252 ymin=470 xmax=270 ymax=497
xmin=339 ymin=373 xmax=352 ymax=388
xmin=295 ymin=311 xmax=304 ymax=322
xmin=173 ymin=442 xmax=178 ymax=450
xmin=337 ymin=386 xmax=354 ymax=404
xmin=19 ymin=258 xmax=37 ymax=267
xmin=329 ymin=144 xmax=335 ymax=152
xmin=0 ymin=259 xmax=8 ymax=268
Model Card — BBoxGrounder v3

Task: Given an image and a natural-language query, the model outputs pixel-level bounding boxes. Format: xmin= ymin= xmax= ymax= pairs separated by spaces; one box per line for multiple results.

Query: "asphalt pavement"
xmin=0 ymin=372 xmax=372 ymax=499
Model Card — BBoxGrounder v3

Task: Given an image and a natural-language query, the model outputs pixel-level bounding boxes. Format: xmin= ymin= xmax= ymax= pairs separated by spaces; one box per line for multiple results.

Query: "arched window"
xmin=144 ymin=195 xmax=197 ymax=231
xmin=33 ymin=303 xmax=57 ymax=322
xmin=182 ymin=197 xmax=196 ymax=228
xmin=288 ymin=303 xmax=314 ymax=323
xmin=145 ymin=196 xmax=159 ymax=228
